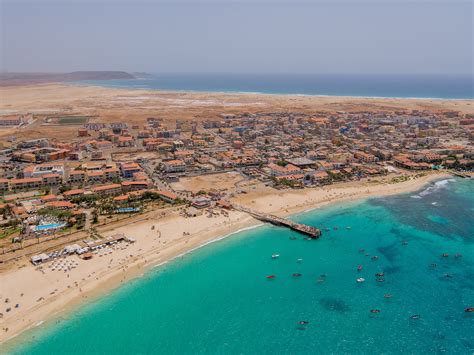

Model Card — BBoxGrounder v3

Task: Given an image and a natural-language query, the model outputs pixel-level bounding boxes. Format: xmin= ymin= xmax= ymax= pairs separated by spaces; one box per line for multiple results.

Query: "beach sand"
xmin=0 ymin=172 xmax=450 ymax=344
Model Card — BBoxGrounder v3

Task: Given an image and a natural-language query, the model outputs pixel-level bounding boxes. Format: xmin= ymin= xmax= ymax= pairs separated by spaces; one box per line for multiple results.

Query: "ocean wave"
xmin=414 ymin=178 xmax=456 ymax=198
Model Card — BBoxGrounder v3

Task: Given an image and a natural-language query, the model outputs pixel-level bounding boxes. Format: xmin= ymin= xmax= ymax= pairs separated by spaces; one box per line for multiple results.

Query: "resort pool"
xmin=34 ymin=223 xmax=66 ymax=231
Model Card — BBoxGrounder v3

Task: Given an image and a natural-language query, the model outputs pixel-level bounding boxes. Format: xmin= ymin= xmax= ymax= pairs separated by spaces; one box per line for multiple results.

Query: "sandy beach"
xmin=0 ymin=171 xmax=451 ymax=345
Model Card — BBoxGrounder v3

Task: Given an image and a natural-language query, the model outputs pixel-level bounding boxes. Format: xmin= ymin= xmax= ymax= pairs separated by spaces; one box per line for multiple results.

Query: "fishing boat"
xmin=271 ymin=254 xmax=280 ymax=259
xmin=356 ymin=278 xmax=365 ymax=283
xmin=375 ymin=272 xmax=384 ymax=277
xmin=384 ymin=294 xmax=392 ymax=299
xmin=266 ymin=275 xmax=276 ymax=279
xmin=410 ymin=315 xmax=421 ymax=320
xmin=370 ymin=309 xmax=380 ymax=313
xmin=464 ymin=307 xmax=474 ymax=313
xmin=292 ymin=273 xmax=302 ymax=277
xmin=357 ymin=265 xmax=363 ymax=271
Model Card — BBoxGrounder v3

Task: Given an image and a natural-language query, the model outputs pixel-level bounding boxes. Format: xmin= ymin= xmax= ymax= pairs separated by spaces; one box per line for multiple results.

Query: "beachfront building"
xmin=267 ymin=163 xmax=303 ymax=176
xmin=156 ymin=190 xmax=179 ymax=204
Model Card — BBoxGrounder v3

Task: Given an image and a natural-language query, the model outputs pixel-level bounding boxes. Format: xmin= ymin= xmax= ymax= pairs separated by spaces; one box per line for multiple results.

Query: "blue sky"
xmin=1 ymin=0 xmax=472 ymax=75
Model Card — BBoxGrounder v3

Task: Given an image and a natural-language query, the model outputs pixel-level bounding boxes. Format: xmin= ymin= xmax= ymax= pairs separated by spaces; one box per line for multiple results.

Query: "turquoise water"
xmin=79 ymin=73 xmax=474 ymax=99
xmin=9 ymin=178 xmax=474 ymax=354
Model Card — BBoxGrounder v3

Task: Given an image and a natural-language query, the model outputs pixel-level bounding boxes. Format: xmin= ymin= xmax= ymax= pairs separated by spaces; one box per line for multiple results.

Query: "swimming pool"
xmin=34 ymin=223 xmax=66 ymax=231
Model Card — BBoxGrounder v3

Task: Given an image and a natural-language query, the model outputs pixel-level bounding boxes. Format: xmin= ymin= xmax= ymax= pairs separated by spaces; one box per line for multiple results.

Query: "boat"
xmin=357 ymin=265 xmax=363 ymax=271
xmin=376 ymin=278 xmax=385 ymax=282
xmin=371 ymin=256 xmax=379 ymax=260
xmin=370 ymin=309 xmax=380 ymax=313
xmin=356 ymin=278 xmax=365 ymax=283
xmin=266 ymin=275 xmax=276 ymax=279
xmin=298 ymin=321 xmax=309 ymax=325
xmin=297 ymin=258 xmax=303 ymax=263
xmin=442 ymin=253 xmax=449 ymax=258
xmin=346 ymin=226 xmax=351 ymax=230
xmin=375 ymin=272 xmax=384 ymax=277
xmin=410 ymin=315 xmax=421 ymax=320
xmin=464 ymin=307 xmax=474 ymax=313
xmin=271 ymin=254 xmax=280 ymax=259
xmin=292 ymin=273 xmax=302 ymax=277
xmin=384 ymin=294 xmax=392 ymax=299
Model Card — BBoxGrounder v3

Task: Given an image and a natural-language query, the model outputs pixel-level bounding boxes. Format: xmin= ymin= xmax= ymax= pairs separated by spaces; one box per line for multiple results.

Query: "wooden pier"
xmin=232 ymin=204 xmax=321 ymax=239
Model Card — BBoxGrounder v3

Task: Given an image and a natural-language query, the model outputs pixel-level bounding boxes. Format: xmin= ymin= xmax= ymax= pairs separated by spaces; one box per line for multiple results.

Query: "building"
xmin=92 ymin=184 xmax=122 ymax=196
xmin=120 ymin=163 xmax=141 ymax=178
xmin=9 ymin=178 xmax=42 ymax=190
xmin=162 ymin=160 xmax=186 ymax=173
xmin=156 ymin=190 xmax=179 ymax=203
xmin=68 ymin=170 xmax=87 ymax=185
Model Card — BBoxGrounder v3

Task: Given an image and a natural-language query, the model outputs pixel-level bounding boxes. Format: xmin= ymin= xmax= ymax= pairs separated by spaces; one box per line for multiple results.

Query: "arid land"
xmin=0 ymin=83 xmax=472 ymax=145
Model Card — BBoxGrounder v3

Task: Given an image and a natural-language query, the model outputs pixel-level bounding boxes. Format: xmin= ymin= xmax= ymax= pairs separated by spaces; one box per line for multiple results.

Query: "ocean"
xmin=8 ymin=178 xmax=474 ymax=354
xmin=78 ymin=73 xmax=474 ymax=99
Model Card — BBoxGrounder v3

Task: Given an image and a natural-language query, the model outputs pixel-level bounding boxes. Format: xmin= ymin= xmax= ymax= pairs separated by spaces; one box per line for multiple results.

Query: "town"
xmin=0 ymin=108 xmax=473 ymax=264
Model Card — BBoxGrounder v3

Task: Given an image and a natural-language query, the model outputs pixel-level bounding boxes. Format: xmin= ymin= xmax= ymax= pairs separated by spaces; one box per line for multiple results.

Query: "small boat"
xmin=298 ymin=320 xmax=309 ymax=325
xmin=266 ymin=275 xmax=276 ymax=279
xmin=359 ymin=248 xmax=365 ymax=253
xmin=402 ymin=241 xmax=408 ymax=245
xmin=370 ymin=309 xmax=380 ymax=313
xmin=430 ymin=263 xmax=437 ymax=268
xmin=356 ymin=278 xmax=365 ymax=283
xmin=442 ymin=253 xmax=449 ymax=258
xmin=454 ymin=253 xmax=462 ymax=258
xmin=333 ymin=227 xmax=338 ymax=230
xmin=410 ymin=315 xmax=421 ymax=320
xmin=297 ymin=258 xmax=303 ymax=262
xmin=271 ymin=254 xmax=280 ymax=259
xmin=371 ymin=256 xmax=379 ymax=260
xmin=357 ymin=265 xmax=363 ymax=271
xmin=346 ymin=226 xmax=351 ymax=230
xmin=375 ymin=272 xmax=384 ymax=277
xmin=292 ymin=273 xmax=302 ymax=277
xmin=384 ymin=294 xmax=392 ymax=299
xmin=317 ymin=278 xmax=325 ymax=283
xmin=464 ymin=307 xmax=474 ymax=313
xmin=376 ymin=278 xmax=385 ymax=282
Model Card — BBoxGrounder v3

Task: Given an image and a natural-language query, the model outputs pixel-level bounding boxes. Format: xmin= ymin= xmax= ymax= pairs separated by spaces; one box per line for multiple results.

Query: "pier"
xmin=450 ymin=171 xmax=472 ymax=179
xmin=232 ymin=204 xmax=322 ymax=239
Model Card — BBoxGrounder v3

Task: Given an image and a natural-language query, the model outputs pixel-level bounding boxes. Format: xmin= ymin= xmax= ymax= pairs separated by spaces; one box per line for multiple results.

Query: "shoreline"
xmin=0 ymin=172 xmax=453 ymax=348
xmin=69 ymin=81 xmax=473 ymax=101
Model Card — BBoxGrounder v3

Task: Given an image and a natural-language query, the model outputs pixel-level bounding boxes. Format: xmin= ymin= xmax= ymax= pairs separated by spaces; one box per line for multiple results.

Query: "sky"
xmin=1 ymin=0 xmax=472 ymax=75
